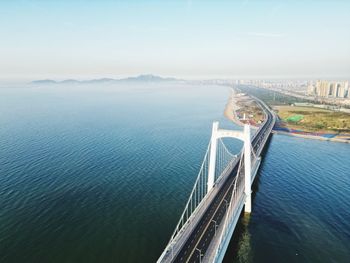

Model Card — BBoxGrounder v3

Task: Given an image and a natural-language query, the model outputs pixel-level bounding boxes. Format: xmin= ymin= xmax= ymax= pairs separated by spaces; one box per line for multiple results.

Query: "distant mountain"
xmin=88 ymin=78 xmax=115 ymax=83
xmin=122 ymin=74 xmax=177 ymax=82
xmin=30 ymin=74 xmax=179 ymax=85
xmin=31 ymin=79 xmax=57 ymax=84
xmin=60 ymin=79 xmax=80 ymax=84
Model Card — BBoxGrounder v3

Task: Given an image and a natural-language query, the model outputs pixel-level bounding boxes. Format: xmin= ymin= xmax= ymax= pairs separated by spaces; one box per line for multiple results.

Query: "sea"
xmin=0 ymin=83 xmax=349 ymax=263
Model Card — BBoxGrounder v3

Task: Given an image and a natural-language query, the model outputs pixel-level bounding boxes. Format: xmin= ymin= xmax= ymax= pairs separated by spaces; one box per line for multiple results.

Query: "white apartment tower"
xmin=315 ymin=80 xmax=349 ymax=98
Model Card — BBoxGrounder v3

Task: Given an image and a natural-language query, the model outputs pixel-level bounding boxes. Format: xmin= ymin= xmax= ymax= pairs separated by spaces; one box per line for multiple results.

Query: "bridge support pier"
xmin=244 ymin=124 xmax=252 ymax=213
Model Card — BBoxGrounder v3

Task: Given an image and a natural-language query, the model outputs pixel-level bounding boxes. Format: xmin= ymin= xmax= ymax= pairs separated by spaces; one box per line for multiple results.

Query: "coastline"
xmin=223 ymin=94 xmax=245 ymax=126
xmin=272 ymin=130 xmax=350 ymax=144
xmin=225 ymin=92 xmax=350 ymax=144
xmin=223 ymin=92 xmax=259 ymax=129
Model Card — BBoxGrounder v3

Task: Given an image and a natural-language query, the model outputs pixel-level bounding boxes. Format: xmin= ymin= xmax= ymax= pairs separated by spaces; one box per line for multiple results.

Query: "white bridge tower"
xmin=207 ymin=122 xmax=252 ymax=213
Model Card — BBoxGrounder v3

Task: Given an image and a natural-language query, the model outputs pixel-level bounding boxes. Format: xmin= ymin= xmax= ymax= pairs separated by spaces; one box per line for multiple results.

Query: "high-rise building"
xmin=335 ymin=82 xmax=348 ymax=98
xmin=316 ymin=81 xmax=329 ymax=97
xmin=307 ymin=84 xmax=316 ymax=95
xmin=315 ymin=81 xmax=349 ymax=98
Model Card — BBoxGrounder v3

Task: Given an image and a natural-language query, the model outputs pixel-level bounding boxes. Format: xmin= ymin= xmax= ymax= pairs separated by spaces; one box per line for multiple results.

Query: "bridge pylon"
xmin=207 ymin=122 xmax=219 ymax=191
xmin=244 ymin=124 xmax=252 ymax=213
xmin=207 ymin=122 xmax=252 ymax=213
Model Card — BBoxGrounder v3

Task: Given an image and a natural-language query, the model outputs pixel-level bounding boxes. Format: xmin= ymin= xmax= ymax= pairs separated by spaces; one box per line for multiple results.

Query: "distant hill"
xmin=31 ymin=74 xmax=179 ymax=85
xmin=60 ymin=79 xmax=80 ymax=84
xmin=31 ymin=79 xmax=57 ymax=84
xmin=122 ymin=74 xmax=177 ymax=82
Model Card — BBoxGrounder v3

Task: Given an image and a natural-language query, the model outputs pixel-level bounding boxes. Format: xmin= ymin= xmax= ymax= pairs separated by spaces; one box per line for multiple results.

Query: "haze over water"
xmin=0 ymin=83 xmax=349 ymax=262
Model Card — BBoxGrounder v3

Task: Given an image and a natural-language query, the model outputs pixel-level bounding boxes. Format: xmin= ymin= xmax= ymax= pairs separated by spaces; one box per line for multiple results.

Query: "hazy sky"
xmin=1 ymin=0 xmax=350 ymax=80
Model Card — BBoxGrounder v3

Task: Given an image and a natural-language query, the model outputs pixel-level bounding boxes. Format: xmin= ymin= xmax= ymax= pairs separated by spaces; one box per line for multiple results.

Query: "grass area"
xmin=236 ymin=85 xmax=350 ymax=134
xmin=286 ymin=115 xmax=303 ymax=122
xmin=274 ymin=106 xmax=350 ymax=133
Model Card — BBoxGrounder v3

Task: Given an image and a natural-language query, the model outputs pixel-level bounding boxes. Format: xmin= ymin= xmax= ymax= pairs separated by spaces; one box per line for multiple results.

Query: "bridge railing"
xmin=159 ymin=92 xmax=276 ymax=263
xmin=167 ymin=142 xmax=211 ymax=244
xmin=205 ymin=95 xmax=276 ymax=262
xmin=158 ymin=138 xmax=238 ymax=262
xmin=202 ymin=150 xmax=246 ymax=262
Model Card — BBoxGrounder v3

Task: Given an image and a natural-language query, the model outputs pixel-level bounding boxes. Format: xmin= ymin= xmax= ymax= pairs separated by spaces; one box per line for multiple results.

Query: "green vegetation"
xmin=237 ymin=85 xmax=350 ymax=134
xmin=275 ymin=106 xmax=350 ymax=133
xmin=286 ymin=115 xmax=304 ymax=122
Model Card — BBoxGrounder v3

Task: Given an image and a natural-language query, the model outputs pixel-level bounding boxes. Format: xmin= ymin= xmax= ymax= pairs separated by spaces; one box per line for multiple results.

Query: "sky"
xmin=0 ymin=0 xmax=350 ymax=81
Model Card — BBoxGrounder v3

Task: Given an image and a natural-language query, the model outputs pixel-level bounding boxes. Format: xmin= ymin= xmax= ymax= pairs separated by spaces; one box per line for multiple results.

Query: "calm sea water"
xmin=0 ymin=83 xmax=349 ymax=263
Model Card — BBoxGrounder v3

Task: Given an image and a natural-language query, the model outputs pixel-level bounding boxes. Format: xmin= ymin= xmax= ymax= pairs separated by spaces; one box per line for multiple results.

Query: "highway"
xmin=172 ymin=98 xmax=275 ymax=263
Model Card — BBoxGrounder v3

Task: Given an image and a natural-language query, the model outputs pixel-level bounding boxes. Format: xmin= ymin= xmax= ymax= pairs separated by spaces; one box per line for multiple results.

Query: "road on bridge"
xmin=172 ymin=100 xmax=274 ymax=263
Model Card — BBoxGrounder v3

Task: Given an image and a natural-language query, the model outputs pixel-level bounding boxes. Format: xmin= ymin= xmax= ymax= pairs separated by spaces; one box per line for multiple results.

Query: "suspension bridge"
xmin=157 ymin=95 xmax=276 ymax=263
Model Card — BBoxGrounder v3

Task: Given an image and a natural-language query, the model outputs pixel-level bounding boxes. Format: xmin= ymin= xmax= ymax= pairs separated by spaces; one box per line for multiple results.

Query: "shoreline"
xmin=223 ymin=92 xmax=259 ymax=129
xmin=225 ymin=91 xmax=350 ymax=144
xmin=223 ymin=98 xmax=243 ymax=126
xmin=272 ymin=130 xmax=350 ymax=144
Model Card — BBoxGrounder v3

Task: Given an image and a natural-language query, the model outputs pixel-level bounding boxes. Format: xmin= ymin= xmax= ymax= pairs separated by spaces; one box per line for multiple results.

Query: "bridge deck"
xmin=158 ymin=96 xmax=275 ymax=263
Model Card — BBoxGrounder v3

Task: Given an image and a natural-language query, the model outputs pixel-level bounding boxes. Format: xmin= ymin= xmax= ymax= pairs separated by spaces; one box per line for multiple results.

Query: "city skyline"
xmin=1 ymin=0 xmax=350 ymax=81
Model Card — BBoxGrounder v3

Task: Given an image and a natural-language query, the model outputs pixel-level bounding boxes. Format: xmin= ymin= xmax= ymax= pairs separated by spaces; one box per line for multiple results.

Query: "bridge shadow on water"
xmin=222 ymin=134 xmax=274 ymax=263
